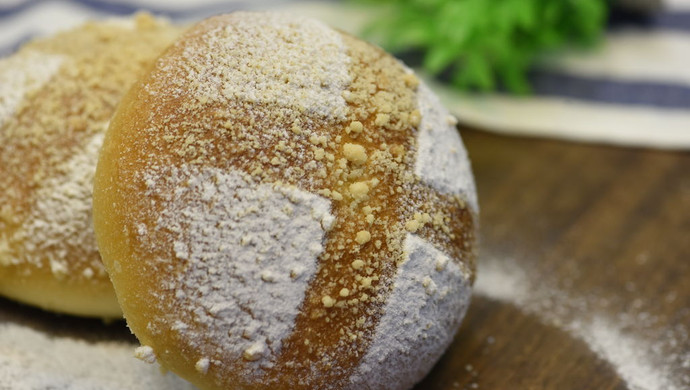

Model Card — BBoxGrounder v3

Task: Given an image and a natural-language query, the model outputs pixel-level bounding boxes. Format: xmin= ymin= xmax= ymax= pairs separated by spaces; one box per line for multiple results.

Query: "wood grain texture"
xmin=414 ymin=129 xmax=690 ymax=390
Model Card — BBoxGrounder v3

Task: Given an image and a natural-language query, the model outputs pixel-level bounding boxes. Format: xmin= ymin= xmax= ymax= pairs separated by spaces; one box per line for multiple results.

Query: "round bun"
xmin=0 ymin=14 xmax=183 ymax=318
xmin=94 ymin=12 xmax=478 ymax=390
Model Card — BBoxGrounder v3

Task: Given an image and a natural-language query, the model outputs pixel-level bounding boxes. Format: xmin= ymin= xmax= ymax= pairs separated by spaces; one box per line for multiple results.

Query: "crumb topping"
xmin=355 ymin=230 xmax=372 ymax=245
xmin=195 ymin=358 xmax=210 ymax=374
xmin=105 ymin=12 xmax=476 ymax=390
xmin=348 ymin=234 xmax=472 ymax=390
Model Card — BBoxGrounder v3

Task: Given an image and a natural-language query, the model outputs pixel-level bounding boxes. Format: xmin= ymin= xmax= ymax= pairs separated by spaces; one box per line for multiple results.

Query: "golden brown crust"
xmin=0 ymin=13 xmax=184 ymax=318
xmin=94 ymin=12 xmax=477 ymax=389
xmin=265 ymin=34 xmax=476 ymax=389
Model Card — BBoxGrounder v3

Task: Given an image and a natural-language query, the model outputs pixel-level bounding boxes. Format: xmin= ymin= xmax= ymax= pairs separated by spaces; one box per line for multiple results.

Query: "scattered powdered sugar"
xmin=348 ymin=234 xmax=472 ymax=390
xmin=0 ymin=322 xmax=196 ymax=390
xmin=15 ymin=130 xmax=106 ymax=278
xmin=134 ymin=345 xmax=157 ymax=364
xmin=475 ymin=259 xmax=688 ymax=390
xmin=143 ymin=165 xmax=333 ymax=375
xmin=0 ymin=50 xmax=64 ymax=127
xmin=173 ymin=12 xmax=351 ymax=121
xmin=414 ymin=82 xmax=478 ymax=212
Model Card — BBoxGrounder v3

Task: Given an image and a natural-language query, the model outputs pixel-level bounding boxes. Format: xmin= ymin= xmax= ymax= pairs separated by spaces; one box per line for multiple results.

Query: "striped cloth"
xmin=1 ymin=0 xmax=689 ymax=149
xmin=434 ymin=0 xmax=690 ymax=149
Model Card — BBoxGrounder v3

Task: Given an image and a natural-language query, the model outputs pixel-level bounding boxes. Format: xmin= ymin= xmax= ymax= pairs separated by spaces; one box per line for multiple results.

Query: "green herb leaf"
xmin=350 ymin=0 xmax=608 ymax=93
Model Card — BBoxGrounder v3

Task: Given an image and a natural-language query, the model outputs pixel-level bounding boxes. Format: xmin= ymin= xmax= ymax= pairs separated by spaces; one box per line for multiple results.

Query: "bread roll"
xmin=93 ymin=12 xmax=478 ymax=389
xmin=0 ymin=14 xmax=183 ymax=318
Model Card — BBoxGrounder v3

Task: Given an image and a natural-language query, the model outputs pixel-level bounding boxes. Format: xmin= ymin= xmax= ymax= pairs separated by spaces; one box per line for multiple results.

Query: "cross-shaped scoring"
xmin=96 ymin=13 xmax=477 ymax=390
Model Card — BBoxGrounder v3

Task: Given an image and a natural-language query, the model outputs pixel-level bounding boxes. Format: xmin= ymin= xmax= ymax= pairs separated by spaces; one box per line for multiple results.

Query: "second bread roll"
xmin=0 ymin=14 xmax=183 ymax=318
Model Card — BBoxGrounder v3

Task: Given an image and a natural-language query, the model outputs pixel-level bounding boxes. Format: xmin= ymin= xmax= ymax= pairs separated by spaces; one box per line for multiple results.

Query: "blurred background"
xmin=1 ymin=1 xmax=688 ymax=390
xmin=1 ymin=0 xmax=689 ymax=149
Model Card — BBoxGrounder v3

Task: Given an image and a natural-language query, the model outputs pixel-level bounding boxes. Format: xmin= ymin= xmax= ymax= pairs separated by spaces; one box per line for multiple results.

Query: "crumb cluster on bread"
xmin=0 ymin=14 xmax=183 ymax=318
xmin=94 ymin=12 xmax=478 ymax=390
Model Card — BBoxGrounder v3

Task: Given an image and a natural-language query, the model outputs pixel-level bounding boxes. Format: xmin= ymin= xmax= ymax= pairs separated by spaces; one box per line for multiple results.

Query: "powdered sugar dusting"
xmin=475 ymin=259 xmax=688 ymax=390
xmin=94 ymin=12 xmax=477 ymax=388
xmin=13 ymin=131 xmax=106 ymax=278
xmin=348 ymin=234 xmax=472 ymax=390
xmin=170 ymin=12 xmax=351 ymax=120
xmin=0 ymin=322 xmax=195 ymax=390
xmin=415 ymin=82 xmax=478 ymax=211
xmin=143 ymin=165 xmax=332 ymax=376
xmin=0 ymin=50 xmax=64 ymax=127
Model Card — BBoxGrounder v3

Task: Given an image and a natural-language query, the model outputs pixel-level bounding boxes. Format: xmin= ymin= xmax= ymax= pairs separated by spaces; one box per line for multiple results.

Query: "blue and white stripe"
xmin=433 ymin=1 xmax=690 ymax=149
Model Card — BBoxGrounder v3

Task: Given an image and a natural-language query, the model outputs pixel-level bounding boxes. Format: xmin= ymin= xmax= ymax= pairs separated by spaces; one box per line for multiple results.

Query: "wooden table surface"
xmin=415 ymin=129 xmax=690 ymax=390
xmin=1 ymin=128 xmax=687 ymax=389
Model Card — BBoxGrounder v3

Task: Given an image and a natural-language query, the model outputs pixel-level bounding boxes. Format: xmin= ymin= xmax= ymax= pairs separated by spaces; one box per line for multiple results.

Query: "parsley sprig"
xmin=352 ymin=0 xmax=607 ymax=93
